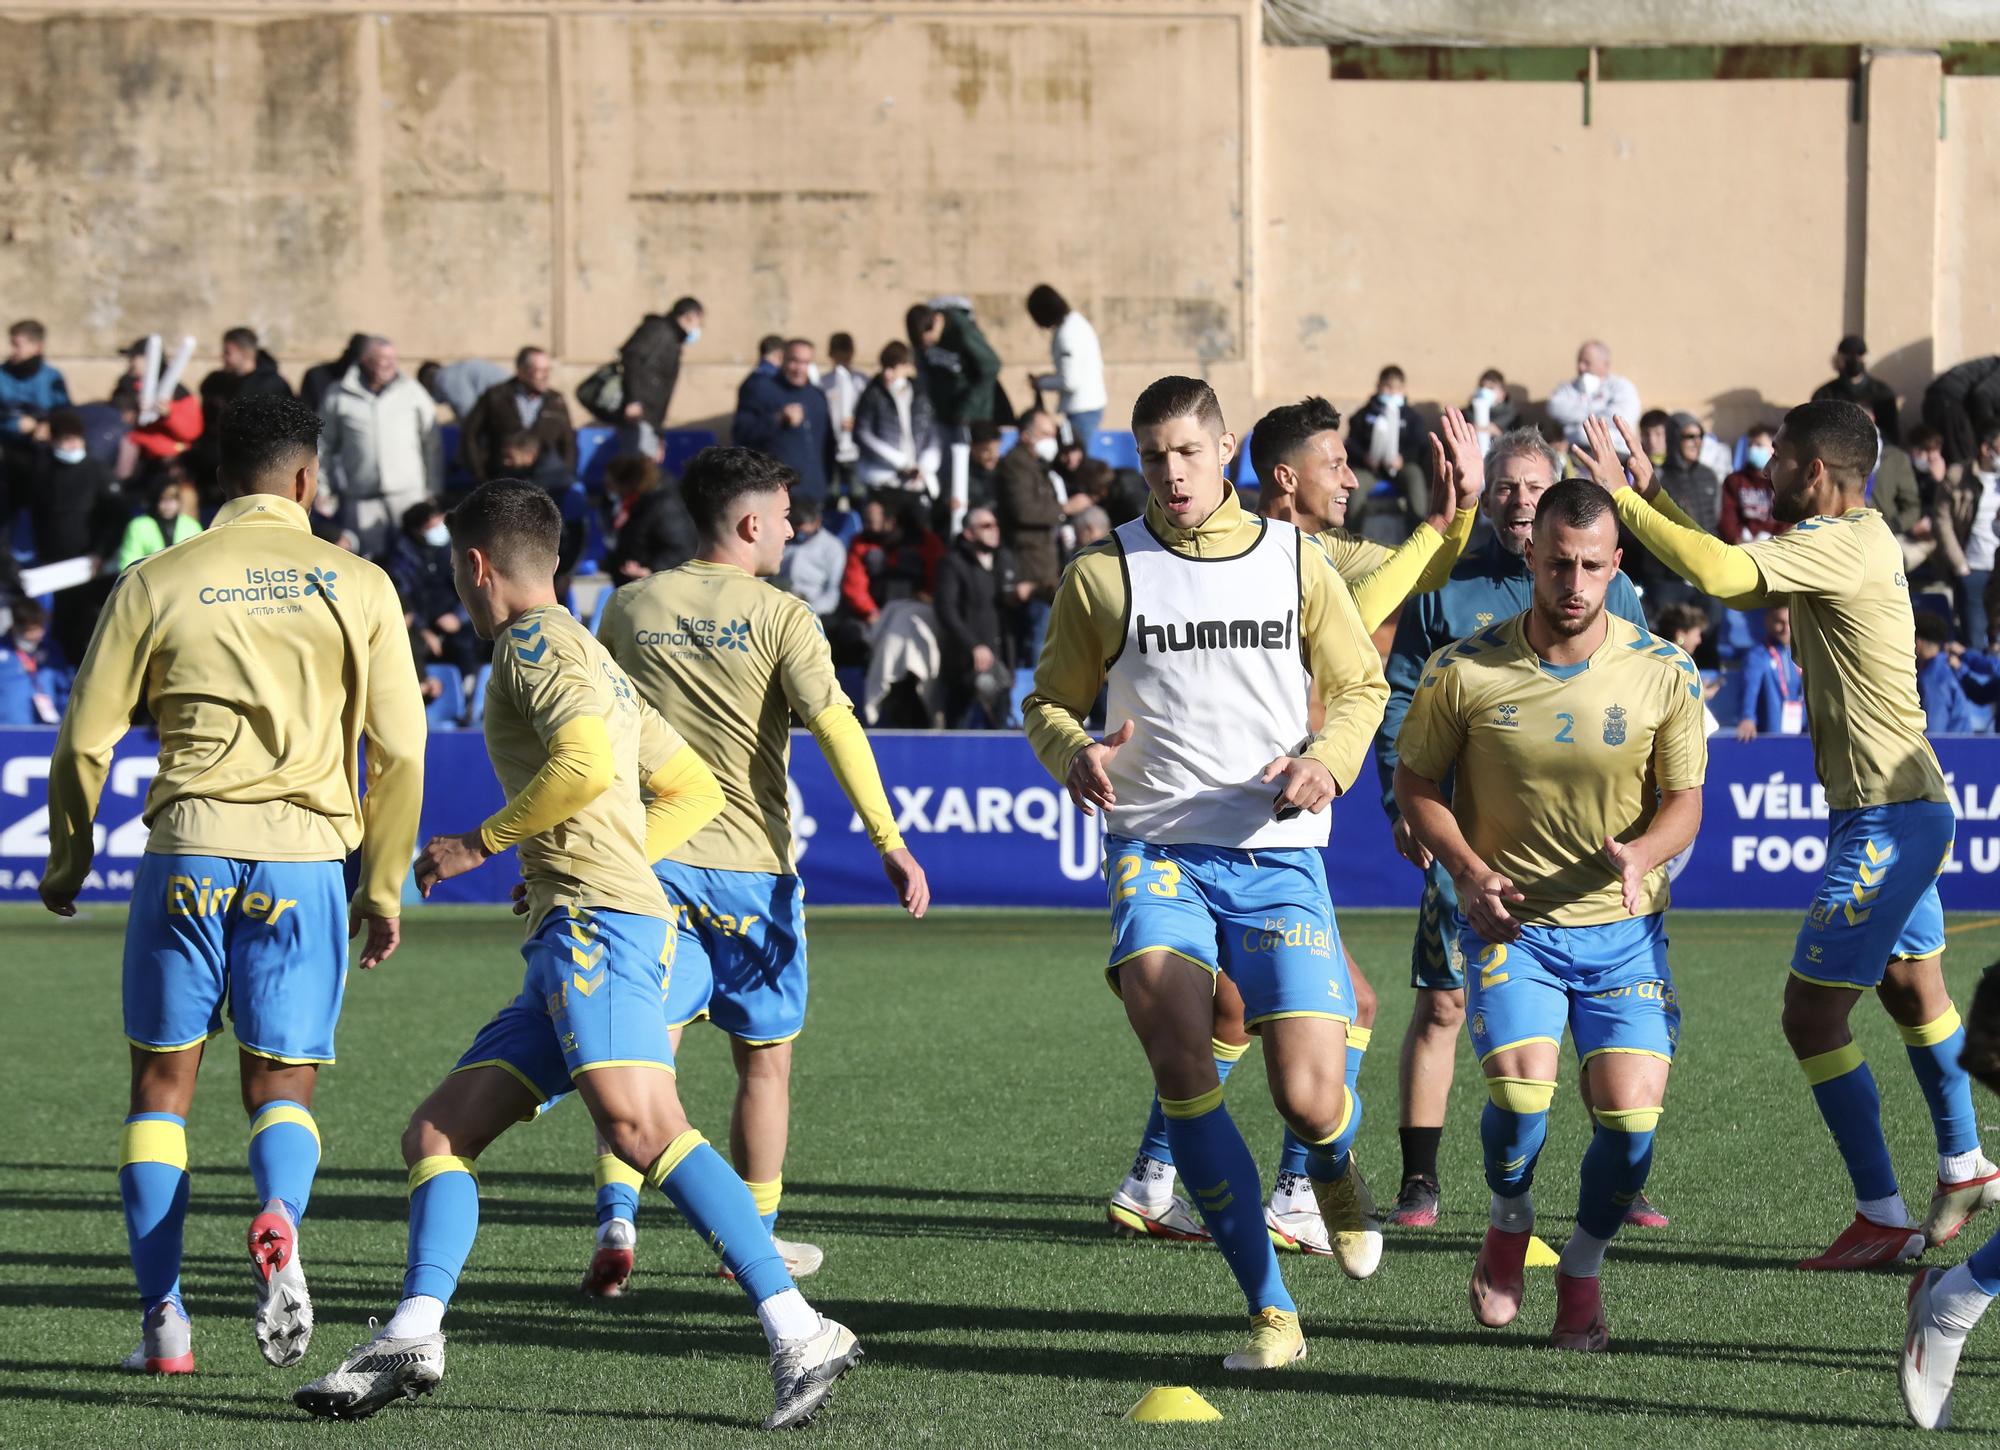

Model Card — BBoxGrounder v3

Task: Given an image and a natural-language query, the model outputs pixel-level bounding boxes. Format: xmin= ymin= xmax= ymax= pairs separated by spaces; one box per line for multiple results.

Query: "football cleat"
xmin=1308 ymin=1162 xmax=1383 ymax=1279
xmin=764 ymin=1316 xmax=862 ymax=1430
xmin=294 ymin=1322 xmax=445 ymax=1420
xmin=1107 ymin=1188 xmax=1211 ymax=1243
xmin=1549 ymin=1272 xmax=1609 ymax=1352
xmin=1222 ymin=1307 xmax=1306 ymax=1371
xmin=121 ymin=1298 xmax=195 ymax=1375
xmin=1798 ymin=1213 xmax=1926 ymax=1271
xmin=1622 ymin=1191 xmax=1670 ymax=1230
xmin=719 ymin=1235 xmax=827 ymax=1282
xmin=1266 ymin=1200 xmax=1329 ymax=1256
xmin=583 ymin=1217 xmax=636 ymax=1297
xmin=1470 ymin=1225 xmax=1529 ymax=1328
xmin=1900 ymin=1268 xmax=1965 ymax=1430
xmin=250 ymin=1202 xmax=314 ymax=1367
xmin=1386 ymin=1176 xmax=1440 ymax=1228
xmin=1921 ymin=1163 xmax=2000 ymax=1248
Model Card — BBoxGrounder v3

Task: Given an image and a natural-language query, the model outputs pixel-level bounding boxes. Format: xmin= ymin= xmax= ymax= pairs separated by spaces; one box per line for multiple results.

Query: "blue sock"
xmin=403 ymin=1157 xmax=480 ymax=1303
xmin=744 ymin=1177 xmax=783 ymax=1236
xmin=1161 ymin=1088 xmax=1292 ymax=1315
xmin=649 ymin=1132 xmax=794 ymax=1304
xmin=1575 ymin=1108 xmax=1659 ymax=1239
xmin=594 ymin=1152 xmax=644 ymax=1228
xmin=1304 ymin=1086 xmax=1361 ymax=1184
xmin=1139 ymin=1039 xmax=1246 ymax=1170
xmin=120 ymin=1113 xmax=190 ymax=1309
xmin=1279 ymin=1024 xmax=1372 ymax=1178
xmin=1802 ymin=1043 xmax=1899 ymax=1201
xmin=1481 ymin=1078 xmax=1555 ymax=1198
xmin=1900 ymin=1008 xmax=1981 ymax=1159
xmin=247 ymin=1100 xmax=320 ymax=1225
xmin=1969 ymin=1225 xmax=2000 ymax=1296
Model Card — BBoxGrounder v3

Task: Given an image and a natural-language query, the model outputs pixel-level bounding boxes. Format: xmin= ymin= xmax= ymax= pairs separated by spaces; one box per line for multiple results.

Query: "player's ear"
xmin=1217 ymin=430 xmax=1237 ymax=467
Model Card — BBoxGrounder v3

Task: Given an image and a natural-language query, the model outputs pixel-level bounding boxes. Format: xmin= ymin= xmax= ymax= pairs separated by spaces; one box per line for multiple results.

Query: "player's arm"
xmin=350 ymin=570 xmax=429 ymax=966
xmin=1278 ymin=542 xmax=1389 ymax=813
xmin=1608 ymin=671 xmax=1710 ymax=913
xmin=41 ymin=572 xmax=155 ymax=914
xmin=777 ymin=602 xmax=929 ymax=917
xmin=1022 ymin=543 xmax=1130 ymax=815
xmin=636 ymin=698 xmax=725 ymax=861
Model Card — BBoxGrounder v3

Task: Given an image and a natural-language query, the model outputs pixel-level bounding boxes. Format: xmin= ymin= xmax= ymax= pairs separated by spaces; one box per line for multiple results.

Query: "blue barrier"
xmin=2 ymin=727 xmax=1997 ymax=911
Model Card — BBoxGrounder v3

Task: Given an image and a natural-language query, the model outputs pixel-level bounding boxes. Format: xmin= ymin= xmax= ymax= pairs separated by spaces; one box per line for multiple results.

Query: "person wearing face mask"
xmin=1466 ymin=369 xmax=1518 ymax=450
xmin=995 ymin=409 xmax=1066 ymax=718
xmin=1718 ymin=423 xmax=1788 ymax=545
xmin=616 ymin=296 xmax=703 ymax=460
xmin=386 ymin=498 xmax=484 ymax=676
xmin=1813 ymin=334 xmax=1901 ymax=444
xmin=853 ymin=341 xmax=941 ymax=501
xmin=1547 ymin=340 xmax=1642 ymax=455
xmin=1344 ymin=365 xmax=1428 ymax=534
xmin=32 ymin=407 xmax=126 ymax=662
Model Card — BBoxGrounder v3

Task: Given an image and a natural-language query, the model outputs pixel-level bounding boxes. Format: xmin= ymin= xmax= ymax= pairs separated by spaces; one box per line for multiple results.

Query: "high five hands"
xmin=1571 ymin=415 xmax=1654 ymax=498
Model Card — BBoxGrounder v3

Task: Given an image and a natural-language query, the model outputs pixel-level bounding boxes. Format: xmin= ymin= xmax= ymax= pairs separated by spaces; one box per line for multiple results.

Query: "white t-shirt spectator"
xmin=1968 ymin=468 xmax=2000 ymax=572
xmin=820 ymin=364 xmax=864 ymax=466
xmin=1035 ymin=311 xmax=1107 ymax=417
xmin=1547 ymin=371 xmax=1642 ymax=451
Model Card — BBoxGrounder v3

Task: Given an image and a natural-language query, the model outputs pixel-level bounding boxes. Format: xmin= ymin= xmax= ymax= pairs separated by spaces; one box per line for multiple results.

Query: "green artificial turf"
xmin=3 ymin=906 xmax=2000 ymax=1448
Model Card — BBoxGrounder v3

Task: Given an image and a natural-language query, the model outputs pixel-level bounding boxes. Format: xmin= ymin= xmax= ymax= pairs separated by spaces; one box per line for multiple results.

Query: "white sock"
xmin=755 ymin=1288 xmax=820 ymax=1346
xmin=1940 ymin=1149 xmax=1987 ymax=1182
xmin=381 ymin=1295 xmax=445 ymax=1340
xmin=264 ymin=1196 xmax=298 ymax=1229
xmin=1122 ymin=1155 xmax=1175 ymax=1206
xmin=596 ymin=1217 xmax=636 ymax=1246
xmin=1931 ymin=1263 xmax=1999 ymax=1334
xmin=1270 ymin=1171 xmax=1314 ymax=1212
xmin=1857 ymin=1193 xmax=1911 ymax=1228
xmin=1558 ymin=1229 xmax=1611 ymax=1278
xmin=1490 ymin=1191 xmax=1532 ymax=1233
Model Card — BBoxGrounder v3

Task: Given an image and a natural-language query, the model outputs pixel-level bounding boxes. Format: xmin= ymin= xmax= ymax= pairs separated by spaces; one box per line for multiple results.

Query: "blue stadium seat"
xmin=827 ymin=508 xmax=862 ymax=544
xmin=1233 ymin=428 xmax=1257 ymax=485
xmin=0 ymin=652 xmax=36 ymax=725
xmin=424 ymin=663 xmax=465 ymax=731
xmin=468 ymin=663 xmax=492 ymax=728
xmin=661 ymin=429 xmax=718 ymax=479
xmin=438 ymin=422 xmax=474 ymax=496
xmin=1091 ymin=430 xmax=1140 ymax=471
xmin=575 ymin=425 xmax=617 ymax=490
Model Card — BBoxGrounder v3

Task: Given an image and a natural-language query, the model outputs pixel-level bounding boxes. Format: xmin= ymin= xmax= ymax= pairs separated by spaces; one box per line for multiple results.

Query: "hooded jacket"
xmin=924 ymin=297 xmax=1003 ymax=427
xmin=1656 ymin=412 xmax=1723 ymax=535
xmin=318 ymin=367 xmax=443 ymax=502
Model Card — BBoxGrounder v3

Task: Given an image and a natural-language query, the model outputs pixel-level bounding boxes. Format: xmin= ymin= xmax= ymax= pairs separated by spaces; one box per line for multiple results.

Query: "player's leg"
xmin=1267 ymin=952 xmax=1374 ymax=1254
xmin=1110 ymin=971 xmax=1244 ymax=1243
xmin=240 ymin=1056 xmax=322 ymax=1367
xmin=1577 ymin=1062 xmax=1669 ymax=1229
xmin=1392 ymin=865 xmax=1466 ymax=1226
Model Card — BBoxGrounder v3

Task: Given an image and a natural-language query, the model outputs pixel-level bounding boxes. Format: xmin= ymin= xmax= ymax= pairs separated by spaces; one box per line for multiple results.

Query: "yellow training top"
xmin=1612 ymin=490 xmax=1946 ymax=811
xmin=1025 ymin=491 xmax=1388 ymax=792
xmin=1397 ymin=611 xmax=1709 ymax=926
xmin=599 ymin=559 xmax=904 ymax=875
xmin=43 ymin=493 xmax=426 ymax=918
xmin=481 ymin=603 xmax=688 ymax=928
xmin=1319 ymin=506 xmax=1476 ymax=632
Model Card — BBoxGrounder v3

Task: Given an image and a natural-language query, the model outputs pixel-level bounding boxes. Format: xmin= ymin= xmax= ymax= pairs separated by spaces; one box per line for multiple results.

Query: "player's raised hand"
xmin=349 ymin=910 xmax=401 ymax=969
xmin=1426 ymin=433 xmax=1459 ymax=528
xmin=1438 ymin=406 xmax=1485 ymax=508
xmin=38 ymin=880 xmax=77 ymax=918
xmin=1261 ymin=754 xmax=1337 ymax=816
xmin=414 ymin=829 xmax=492 ymax=897
xmin=1571 ymin=416 xmax=1630 ymax=494
xmin=882 ymin=846 xmax=930 ymax=919
xmin=1392 ymin=815 xmax=1434 ymax=871
xmin=1066 ymin=719 xmax=1134 ymax=817
xmin=1611 ymin=414 xmax=1654 ymax=496
xmin=1457 ymin=868 xmax=1525 ymax=942
xmin=1605 ymin=834 xmax=1653 ymax=916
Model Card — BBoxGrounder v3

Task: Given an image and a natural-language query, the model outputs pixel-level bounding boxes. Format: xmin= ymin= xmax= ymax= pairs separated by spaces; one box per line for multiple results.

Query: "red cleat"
xmin=1470 ymin=1225 xmax=1529 ymax=1327
xmin=1550 ymin=1271 xmax=1609 ymax=1351
xmin=582 ymin=1218 xmax=636 ymax=1297
xmin=1622 ymin=1191 xmax=1669 ymax=1230
xmin=1798 ymin=1213 xmax=1926 ymax=1271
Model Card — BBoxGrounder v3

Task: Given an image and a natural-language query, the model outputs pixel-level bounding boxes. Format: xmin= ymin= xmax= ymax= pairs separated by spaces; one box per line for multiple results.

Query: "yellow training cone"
xmin=1125 ymin=1386 xmax=1223 ymax=1423
xmin=1525 ymin=1234 xmax=1561 ymax=1268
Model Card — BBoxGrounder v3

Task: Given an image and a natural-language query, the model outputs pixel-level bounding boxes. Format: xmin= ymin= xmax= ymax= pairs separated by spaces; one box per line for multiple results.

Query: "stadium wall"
xmin=0 ymin=4 xmax=1996 ymax=438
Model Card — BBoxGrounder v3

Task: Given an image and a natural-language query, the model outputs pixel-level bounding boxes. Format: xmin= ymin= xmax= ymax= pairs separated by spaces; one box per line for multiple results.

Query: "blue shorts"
xmin=1791 ymin=800 xmax=1955 ymax=989
xmin=653 ymin=862 xmax=808 ymax=1044
xmin=1104 ymin=835 xmax=1354 ymax=1030
xmin=453 ymin=907 xmax=675 ymax=1110
xmin=1462 ymin=914 xmax=1680 ymax=1066
xmin=1410 ymin=862 xmax=1467 ymax=990
xmin=123 ymin=852 xmax=348 ymax=1063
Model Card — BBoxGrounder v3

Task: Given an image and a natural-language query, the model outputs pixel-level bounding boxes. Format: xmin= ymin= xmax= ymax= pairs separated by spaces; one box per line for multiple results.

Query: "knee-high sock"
xmin=1481 ymin=1077 xmax=1555 ymax=1198
xmin=1161 ymin=1087 xmax=1292 ymax=1315
xmin=1138 ymin=1038 xmax=1247 ymax=1169
xmin=1574 ymin=1107 xmax=1659 ymax=1242
xmin=1303 ymin=1085 xmax=1361 ymax=1184
xmin=1278 ymin=1024 xmax=1371 ymax=1178
xmin=1900 ymin=1008 xmax=1981 ymax=1159
xmin=120 ymin=1113 xmax=190 ymax=1309
xmin=403 ymin=1156 xmax=480 ymax=1304
xmin=1801 ymin=1042 xmax=1899 ymax=1202
xmin=594 ymin=1152 xmax=644 ymax=1227
xmin=247 ymin=1100 xmax=321 ymax=1225
xmin=744 ymin=1175 xmax=783 ymax=1234
xmin=648 ymin=1131 xmax=794 ymax=1305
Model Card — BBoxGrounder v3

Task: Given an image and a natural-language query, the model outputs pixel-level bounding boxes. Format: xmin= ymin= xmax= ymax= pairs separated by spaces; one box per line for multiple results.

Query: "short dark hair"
xmin=219 ymin=395 xmax=322 ymax=495
xmin=1026 ymin=284 xmax=1069 ymax=328
xmin=223 ymin=326 xmax=258 ymax=352
xmin=47 ymin=406 xmax=85 ymax=442
xmin=681 ymin=446 xmax=797 ymax=539
xmin=1532 ymin=477 xmax=1616 ymax=537
xmin=969 ymin=420 xmax=1003 ymax=446
xmin=1251 ymin=396 xmax=1343 ymax=484
xmin=791 ymin=494 xmax=822 ymax=525
xmin=11 ymin=597 xmax=46 ymax=631
xmin=1980 ymin=422 xmax=2000 ymax=452
xmin=1909 ymin=424 xmax=1946 ymax=451
xmin=1639 ymin=409 xmax=1672 ymax=434
xmin=1131 ymin=375 xmax=1225 ymax=435
xmin=605 ymin=453 xmax=658 ymax=497
xmin=783 ymin=337 xmax=812 ymax=355
xmin=1915 ymin=610 xmax=1950 ymax=647
xmin=670 ymin=296 xmax=703 ymax=319
xmin=1479 ymin=367 xmax=1507 ymax=389
xmin=447 ymin=479 xmax=561 ymax=577
xmin=1074 ymin=458 xmax=1114 ymax=499
xmin=1377 ymin=364 xmax=1405 ymax=387
xmin=878 ymin=340 xmax=911 ymax=371
xmin=758 ymin=334 xmax=785 ymax=358
xmin=1745 ymin=421 xmax=1776 ymax=442
xmin=1780 ymin=399 xmax=1880 ymax=489
xmin=9 ymin=319 xmax=44 ymax=344
xmin=828 ymin=332 xmax=854 ymax=356
xmin=498 ymin=429 xmax=539 ymax=458
xmin=905 ymin=305 xmax=938 ymax=348
xmin=1652 ymin=601 xmax=1709 ymax=639
xmin=402 ymin=497 xmax=445 ymax=535
xmin=514 ymin=345 xmax=546 ymax=371
xmin=1960 ymin=960 xmax=2000 ymax=1095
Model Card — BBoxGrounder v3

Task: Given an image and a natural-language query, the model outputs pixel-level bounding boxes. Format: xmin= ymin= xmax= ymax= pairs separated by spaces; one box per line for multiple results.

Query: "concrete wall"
xmin=1 ymin=2 xmax=1995 ymax=443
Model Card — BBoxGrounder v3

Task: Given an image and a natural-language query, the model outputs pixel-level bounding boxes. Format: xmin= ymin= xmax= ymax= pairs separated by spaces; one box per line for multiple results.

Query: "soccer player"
xmin=40 ymin=396 xmax=426 ymax=1375
xmin=1108 ymin=398 xmax=1481 ymax=1254
xmin=1903 ymin=959 xmax=2000 ymax=1429
xmin=582 ymin=446 xmax=928 ymax=1294
xmin=1375 ymin=424 xmax=1657 ymax=1230
xmin=1394 ymin=478 xmax=1706 ymax=1350
xmin=1576 ymin=404 xmax=1994 ymax=1268
xmin=293 ymin=482 xmax=859 ymax=1429
xmin=1028 ymin=376 xmax=1389 ymax=1369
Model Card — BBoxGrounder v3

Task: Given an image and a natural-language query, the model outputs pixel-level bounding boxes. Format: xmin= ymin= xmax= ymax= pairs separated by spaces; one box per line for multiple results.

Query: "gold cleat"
xmin=1309 ymin=1160 xmax=1384 ymax=1280
xmin=1222 ymin=1307 xmax=1306 ymax=1371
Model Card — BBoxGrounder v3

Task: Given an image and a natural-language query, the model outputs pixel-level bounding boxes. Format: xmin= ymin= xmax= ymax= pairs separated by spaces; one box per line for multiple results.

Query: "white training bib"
xmin=1103 ymin=516 xmax=1323 ymax=849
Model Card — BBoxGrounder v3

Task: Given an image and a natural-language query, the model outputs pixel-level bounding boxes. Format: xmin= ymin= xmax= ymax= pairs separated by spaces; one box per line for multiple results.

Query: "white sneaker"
xmin=294 ymin=1321 xmax=445 ymax=1421
xmin=718 ymin=1233 xmax=826 ymax=1282
xmin=584 ymin=1217 xmax=637 ymax=1297
xmin=1266 ymin=1174 xmax=1331 ymax=1256
xmin=121 ymin=1298 xmax=194 ymax=1374
xmin=1902 ymin=1268 xmax=1968 ymax=1430
xmin=249 ymin=1201 xmax=314 ymax=1366
xmin=1107 ymin=1188 xmax=1211 ymax=1242
xmin=764 ymin=1316 xmax=862 ymax=1430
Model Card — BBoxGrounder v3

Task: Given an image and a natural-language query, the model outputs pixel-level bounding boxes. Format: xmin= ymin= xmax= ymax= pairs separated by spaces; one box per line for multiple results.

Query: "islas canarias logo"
xmin=634 ymin=616 xmax=752 ymax=652
xmin=199 ymin=566 xmax=337 ymax=607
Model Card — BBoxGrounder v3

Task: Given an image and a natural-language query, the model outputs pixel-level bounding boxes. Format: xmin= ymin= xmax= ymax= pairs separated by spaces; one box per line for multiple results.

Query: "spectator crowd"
xmin=5 ymin=298 xmax=2000 ymax=736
